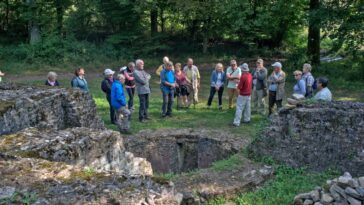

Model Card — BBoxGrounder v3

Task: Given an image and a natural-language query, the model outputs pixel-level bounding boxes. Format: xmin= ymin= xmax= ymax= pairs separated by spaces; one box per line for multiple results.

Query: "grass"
xmin=2 ymin=58 xmax=363 ymax=205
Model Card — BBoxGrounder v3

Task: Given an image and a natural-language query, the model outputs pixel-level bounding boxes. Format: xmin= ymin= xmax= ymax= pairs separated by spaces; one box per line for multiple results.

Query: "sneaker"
xmin=161 ymin=114 xmax=167 ymax=118
xmin=229 ymin=123 xmax=239 ymax=127
xmin=242 ymin=121 xmax=251 ymax=124
xmin=139 ymin=119 xmax=146 ymax=123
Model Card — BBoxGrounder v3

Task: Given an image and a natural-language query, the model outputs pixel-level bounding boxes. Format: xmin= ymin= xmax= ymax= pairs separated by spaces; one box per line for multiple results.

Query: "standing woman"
xmin=174 ymin=63 xmax=190 ymax=109
xmin=122 ymin=62 xmax=136 ymax=110
xmin=207 ymin=63 xmax=226 ymax=110
xmin=71 ymin=67 xmax=89 ymax=92
xmin=101 ymin=68 xmax=116 ymax=124
xmin=45 ymin=71 xmax=60 ymax=86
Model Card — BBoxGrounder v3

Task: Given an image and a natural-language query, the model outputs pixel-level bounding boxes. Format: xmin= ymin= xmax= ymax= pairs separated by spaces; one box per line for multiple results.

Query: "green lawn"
xmin=6 ymin=63 xmax=363 ymax=205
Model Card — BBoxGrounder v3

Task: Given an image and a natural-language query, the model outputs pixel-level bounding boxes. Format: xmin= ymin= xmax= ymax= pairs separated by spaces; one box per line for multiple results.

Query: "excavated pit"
xmin=124 ymin=129 xmax=248 ymax=174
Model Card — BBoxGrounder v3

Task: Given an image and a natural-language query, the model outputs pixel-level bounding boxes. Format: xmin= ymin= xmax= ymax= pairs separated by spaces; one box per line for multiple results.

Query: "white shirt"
xmin=314 ymin=87 xmax=332 ymax=101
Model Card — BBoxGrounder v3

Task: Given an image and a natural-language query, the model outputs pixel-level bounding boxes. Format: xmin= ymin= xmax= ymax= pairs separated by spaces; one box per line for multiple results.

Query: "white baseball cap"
xmin=240 ymin=63 xmax=249 ymax=71
xmin=271 ymin=62 xmax=282 ymax=68
xmin=104 ymin=68 xmax=115 ymax=75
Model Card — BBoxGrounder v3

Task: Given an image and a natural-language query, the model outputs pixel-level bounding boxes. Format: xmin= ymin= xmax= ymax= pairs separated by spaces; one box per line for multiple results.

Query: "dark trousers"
xmin=207 ymin=86 xmax=224 ymax=106
xmin=106 ymin=95 xmax=116 ymax=123
xmin=126 ymin=87 xmax=135 ymax=109
xmin=268 ymin=91 xmax=282 ymax=115
xmin=138 ymin=93 xmax=149 ymax=120
xmin=162 ymin=91 xmax=174 ymax=115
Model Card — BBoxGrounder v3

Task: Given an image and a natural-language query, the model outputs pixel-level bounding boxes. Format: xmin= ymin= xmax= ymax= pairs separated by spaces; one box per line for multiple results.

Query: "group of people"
xmin=36 ymin=56 xmax=332 ymax=133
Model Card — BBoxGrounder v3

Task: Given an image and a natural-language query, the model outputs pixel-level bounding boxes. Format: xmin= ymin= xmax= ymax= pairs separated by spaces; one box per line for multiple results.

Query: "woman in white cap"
xmin=101 ymin=68 xmax=116 ymax=124
xmin=267 ymin=62 xmax=286 ymax=116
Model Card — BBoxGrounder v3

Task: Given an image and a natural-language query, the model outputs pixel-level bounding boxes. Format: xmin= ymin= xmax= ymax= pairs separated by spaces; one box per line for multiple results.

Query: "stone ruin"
xmin=249 ymin=101 xmax=364 ymax=176
xmin=0 ymin=83 xmax=179 ymax=204
xmin=294 ymin=172 xmax=364 ymax=205
xmin=0 ymin=83 xmax=104 ymax=135
xmin=0 ymin=83 xmax=273 ymax=204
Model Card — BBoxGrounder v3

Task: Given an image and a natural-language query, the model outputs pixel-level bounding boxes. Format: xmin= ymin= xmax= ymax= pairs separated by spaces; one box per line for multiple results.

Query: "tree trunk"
xmin=307 ymin=0 xmax=321 ymax=66
xmin=150 ymin=6 xmax=158 ymax=36
xmin=55 ymin=0 xmax=63 ymax=37
xmin=27 ymin=0 xmax=40 ymax=45
xmin=202 ymin=34 xmax=208 ymax=54
xmin=160 ymin=8 xmax=165 ymax=33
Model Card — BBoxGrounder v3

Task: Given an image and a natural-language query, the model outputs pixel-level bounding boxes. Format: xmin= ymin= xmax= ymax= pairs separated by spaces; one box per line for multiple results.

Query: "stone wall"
xmin=294 ymin=172 xmax=364 ymax=205
xmin=249 ymin=101 xmax=364 ymax=176
xmin=0 ymin=83 xmax=104 ymax=135
xmin=0 ymin=127 xmax=152 ymax=176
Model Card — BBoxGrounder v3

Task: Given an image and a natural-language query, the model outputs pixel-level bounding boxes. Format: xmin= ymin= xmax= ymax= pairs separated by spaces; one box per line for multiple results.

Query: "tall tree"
xmin=27 ymin=0 xmax=41 ymax=44
xmin=308 ymin=0 xmax=321 ymax=65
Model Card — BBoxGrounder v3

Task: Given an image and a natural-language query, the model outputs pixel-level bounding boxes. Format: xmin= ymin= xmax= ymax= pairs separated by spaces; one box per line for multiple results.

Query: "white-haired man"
xmin=251 ymin=58 xmax=267 ymax=115
xmin=156 ymin=56 xmax=173 ymax=76
xmin=111 ymin=74 xmax=131 ymax=134
xmin=183 ymin=58 xmax=200 ymax=106
xmin=134 ymin=59 xmax=151 ymax=122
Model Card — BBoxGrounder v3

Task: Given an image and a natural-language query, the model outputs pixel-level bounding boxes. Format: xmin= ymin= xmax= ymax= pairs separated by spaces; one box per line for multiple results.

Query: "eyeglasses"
xmin=294 ymin=74 xmax=301 ymax=76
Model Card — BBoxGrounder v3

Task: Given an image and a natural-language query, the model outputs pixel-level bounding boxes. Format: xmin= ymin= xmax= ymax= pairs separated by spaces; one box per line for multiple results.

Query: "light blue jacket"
xmin=111 ymin=80 xmax=126 ymax=109
xmin=210 ymin=70 xmax=226 ymax=87
xmin=160 ymin=69 xmax=176 ymax=93
xmin=293 ymin=79 xmax=306 ymax=96
xmin=71 ymin=76 xmax=89 ymax=92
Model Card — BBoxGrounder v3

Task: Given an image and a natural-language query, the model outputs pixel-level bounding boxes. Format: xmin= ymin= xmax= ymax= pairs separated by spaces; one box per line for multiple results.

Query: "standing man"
xmin=226 ymin=60 xmax=241 ymax=109
xmin=233 ymin=63 xmax=252 ymax=126
xmin=111 ymin=74 xmax=131 ymax=134
xmin=160 ymin=61 xmax=176 ymax=117
xmin=101 ymin=68 xmax=116 ymax=124
xmin=267 ymin=62 xmax=286 ymax=116
xmin=251 ymin=58 xmax=267 ymax=115
xmin=134 ymin=59 xmax=151 ymax=122
xmin=183 ymin=58 xmax=200 ymax=106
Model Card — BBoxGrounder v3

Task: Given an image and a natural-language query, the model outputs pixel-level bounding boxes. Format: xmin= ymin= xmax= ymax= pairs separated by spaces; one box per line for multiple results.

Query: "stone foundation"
xmin=249 ymin=101 xmax=364 ymax=176
xmin=0 ymin=83 xmax=104 ymax=135
xmin=125 ymin=129 xmax=248 ymax=174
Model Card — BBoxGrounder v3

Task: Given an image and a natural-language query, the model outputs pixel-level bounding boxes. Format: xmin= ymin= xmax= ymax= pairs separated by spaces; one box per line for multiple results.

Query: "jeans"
xmin=106 ymin=95 xmax=116 ymax=123
xmin=252 ymin=87 xmax=266 ymax=114
xmin=162 ymin=91 xmax=174 ymax=115
xmin=233 ymin=95 xmax=251 ymax=125
xmin=115 ymin=106 xmax=131 ymax=131
xmin=268 ymin=91 xmax=282 ymax=115
xmin=126 ymin=87 xmax=135 ymax=109
xmin=207 ymin=86 xmax=224 ymax=106
xmin=138 ymin=93 xmax=149 ymax=120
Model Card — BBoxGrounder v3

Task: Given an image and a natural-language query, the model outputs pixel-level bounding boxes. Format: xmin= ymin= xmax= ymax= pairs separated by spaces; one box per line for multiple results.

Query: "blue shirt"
xmin=71 ymin=76 xmax=89 ymax=92
xmin=111 ymin=80 xmax=127 ymax=109
xmin=293 ymin=79 xmax=306 ymax=95
xmin=160 ymin=69 xmax=175 ymax=93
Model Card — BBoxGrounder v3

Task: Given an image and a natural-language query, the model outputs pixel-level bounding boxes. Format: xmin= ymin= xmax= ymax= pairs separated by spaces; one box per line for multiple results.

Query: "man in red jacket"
xmin=233 ymin=63 xmax=253 ymax=126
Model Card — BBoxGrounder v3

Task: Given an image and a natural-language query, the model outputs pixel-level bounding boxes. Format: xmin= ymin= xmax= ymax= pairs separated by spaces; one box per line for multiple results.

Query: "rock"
xmin=331 ymin=184 xmax=347 ymax=200
xmin=345 ymin=187 xmax=363 ymax=200
xmin=310 ymin=190 xmax=320 ymax=202
xmin=347 ymin=196 xmax=362 ymax=205
xmin=314 ymin=203 xmax=324 ymax=205
xmin=333 ymin=201 xmax=349 ymax=205
xmin=338 ymin=175 xmax=356 ymax=188
xmin=359 ymin=177 xmax=364 ymax=187
xmin=294 ymin=196 xmax=304 ymax=205
xmin=356 ymin=187 xmax=364 ymax=198
xmin=0 ymin=186 xmax=15 ymax=200
xmin=320 ymin=193 xmax=334 ymax=205
xmin=304 ymin=199 xmax=314 ymax=205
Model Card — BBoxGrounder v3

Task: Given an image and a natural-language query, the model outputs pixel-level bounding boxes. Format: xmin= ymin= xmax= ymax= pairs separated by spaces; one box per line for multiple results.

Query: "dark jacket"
xmin=251 ymin=67 xmax=267 ymax=90
xmin=45 ymin=80 xmax=60 ymax=86
xmin=101 ymin=77 xmax=114 ymax=97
